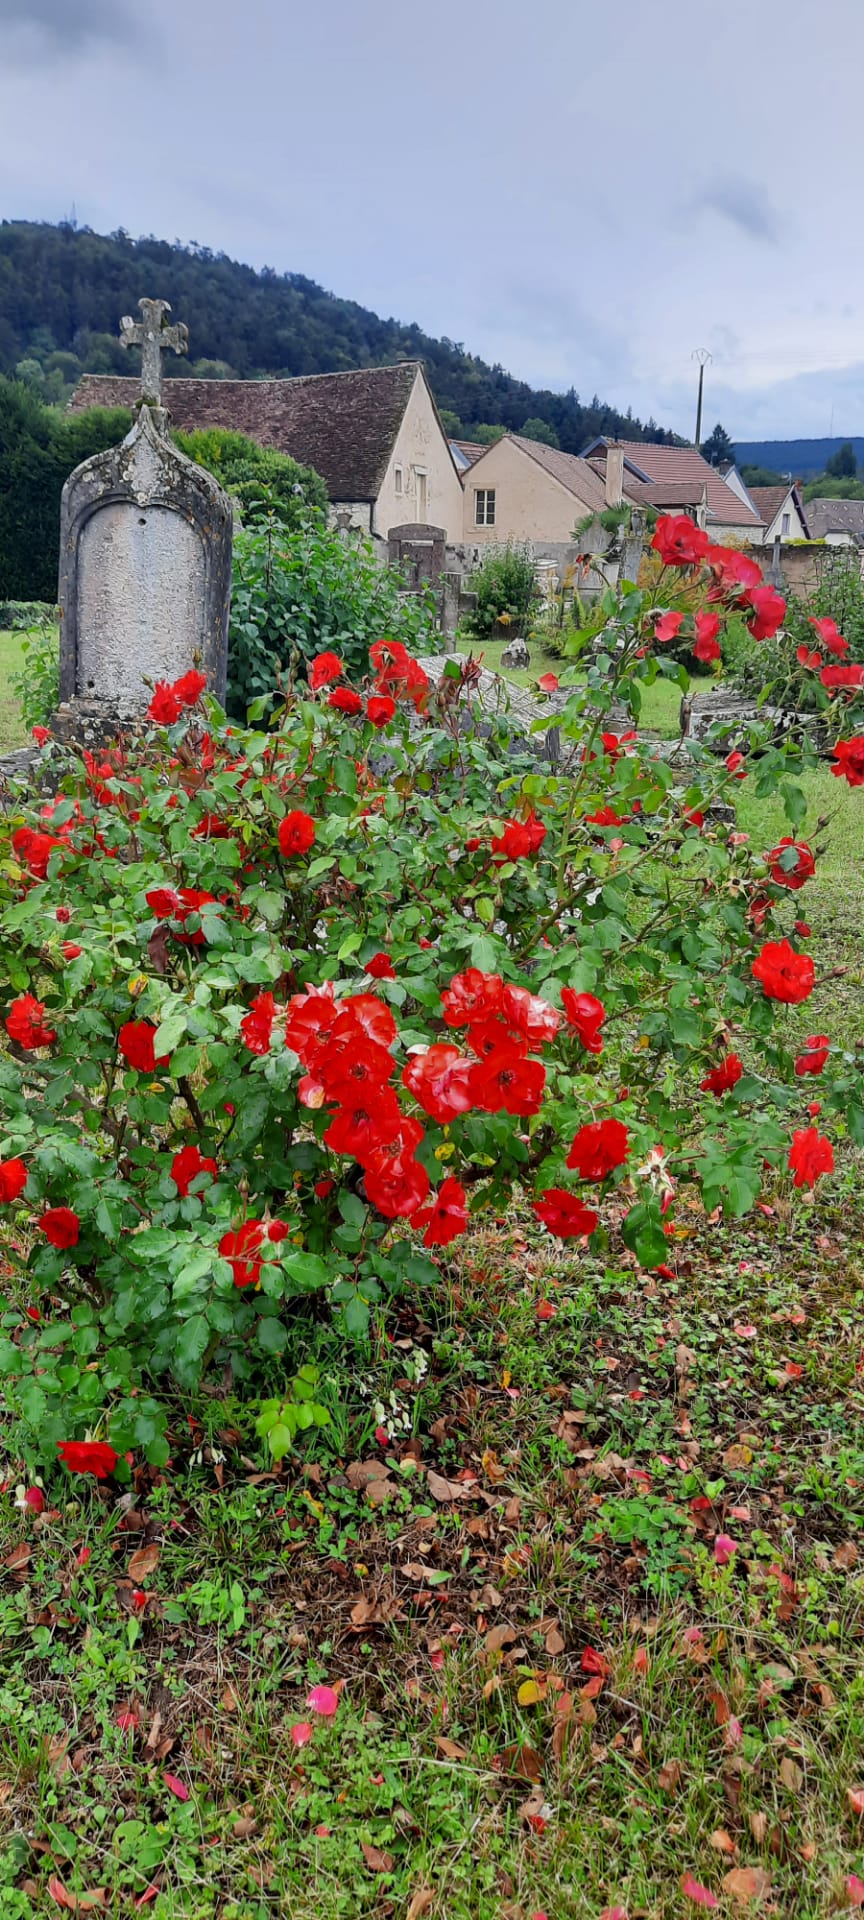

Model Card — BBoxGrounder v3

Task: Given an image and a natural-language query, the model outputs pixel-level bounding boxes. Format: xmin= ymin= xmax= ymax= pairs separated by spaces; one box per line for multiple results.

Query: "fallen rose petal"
xmin=598 ymin=1909 xmax=629 ymax=1920
xmin=24 ymin=1487 xmax=45 ymax=1513
xmin=714 ymin=1533 xmax=738 ymax=1566
xmin=163 ymin=1772 xmax=190 ymax=1801
xmin=290 ymin=1720 xmax=314 ymax=1749
xmin=681 ymin=1873 xmax=720 ymax=1907
xmin=306 ymin=1684 xmax=339 ymax=1717
xmin=847 ymin=1878 xmax=864 ymax=1909
xmin=847 ymin=1787 xmax=864 ymax=1815
xmin=115 ymin=1709 xmax=139 ymax=1733
xmin=134 ymin=1888 xmax=161 ymax=1910
xmin=314 ymin=1824 xmax=331 ymax=1837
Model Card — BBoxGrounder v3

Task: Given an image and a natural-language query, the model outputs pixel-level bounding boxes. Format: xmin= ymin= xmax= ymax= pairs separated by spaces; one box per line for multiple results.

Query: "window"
xmin=394 ymin=467 xmax=403 ymax=495
xmin=475 ymin=488 xmax=496 ymax=526
xmin=781 ymin=511 xmax=790 ymax=536
xmin=414 ymin=468 xmax=428 ymax=519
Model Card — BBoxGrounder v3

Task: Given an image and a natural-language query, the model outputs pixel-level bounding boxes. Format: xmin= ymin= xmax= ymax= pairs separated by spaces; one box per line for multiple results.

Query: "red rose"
xmin=810 ymin=616 xmax=848 ymax=656
xmin=651 ymin=515 xmax=710 ymax=567
xmin=336 ymin=994 xmax=397 ymax=1049
xmin=60 ymin=942 xmax=83 ymax=961
xmin=172 ymin=669 xmax=207 ymax=707
xmin=532 ymin=1189 xmax=599 ymax=1238
xmin=705 ymin=546 xmax=763 ymax=593
xmin=561 ymin=989 xmax=606 ymax=1055
xmin=171 ymin=1143 xmax=218 ymax=1196
xmin=725 ymin=751 xmax=746 ymax=780
xmin=12 ymin=827 xmax=68 ymax=879
xmin=284 ymin=987 xmax=339 ymax=1064
xmin=794 ymin=1035 xmax=830 ymax=1078
xmin=308 ymin=651 xmax=345 ymax=691
xmin=146 ymin=886 xmax=182 ymax=919
xmin=765 ymin=837 xmax=816 ymax=891
xmin=219 ymin=1220 xmax=266 ymax=1289
xmin=318 ymin=1033 xmax=394 ymax=1101
xmin=832 ymin=736 xmax=864 ymax=786
xmin=491 ymin=811 xmax=547 ymax=861
xmin=441 ymin=970 xmax=503 ymax=1028
xmin=414 ymin=1176 xmax=469 ymax=1247
xmin=32 ymin=725 xmax=51 ymax=746
xmin=566 ymin=1118 xmax=629 ymax=1180
xmin=148 ymin=681 xmax=181 ymax=725
xmin=278 ymin=810 xmax=316 ymax=857
xmin=586 ymin=806 xmax=626 ymax=827
xmin=654 ymin=610 xmax=683 ymax=643
xmin=693 ymin=610 xmax=722 ymax=665
xmin=402 ymin=1044 xmax=474 ymax=1122
xmin=363 ymin=1118 xmax=429 ymax=1219
xmin=327 ymin=687 xmax=364 ymax=715
xmin=700 ymin=1054 xmax=743 ymax=1096
xmin=241 ymin=991 xmax=276 ymax=1055
xmin=752 ymin=939 xmax=815 ymax=1005
xmin=788 ymin=1126 xmax=834 ymax=1189
xmin=797 ymin=644 xmax=822 ymax=670
xmin=537 ymin=671 xmax=559 ymax=691
xmin=467 ymin=1047 xmax=546 ymax=1116
xmin=366 ymin=694 xmax=396 ymax=729
xmin=55 ymin=907 xmax=71 ymax=924
xmin=745 ymin=585 xmax=786 ymax=641
xmin=500 ymin=984 xmax=560 ymax=1049
xmin=0 ymin=1157 xmax=28 ymax=1203
xmin=39 ymin=1206 xmax=80 ymax=1249
xmin=364 ymin=952 xmax=396 ymax=980
xmin=821 ymin=663 xmax=864 ymax=690
xmin=323 ymin=1086 xmax=403 ymax=1162
xmin=5 ymin=994 xmax=56 ymax=1050
xmin=58 ymin=1439 xmax=119 ymax=1479
xmin=118 ymin=1020 xmax=168 ymax=1073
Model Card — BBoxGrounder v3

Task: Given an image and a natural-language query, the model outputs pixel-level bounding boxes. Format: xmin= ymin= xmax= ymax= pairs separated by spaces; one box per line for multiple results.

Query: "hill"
xmin=0 ymin=219 xmax=673 ymax=458
xmin=735 ymin=436 xmax=864 ymax=479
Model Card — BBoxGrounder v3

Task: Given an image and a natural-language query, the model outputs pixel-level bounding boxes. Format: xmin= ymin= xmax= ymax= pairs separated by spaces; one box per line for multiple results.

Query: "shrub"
xmin=0 ymin=600 xmax=56 ymax=630
xmin=1 ymin=517 xmax=861 ymax=1483
xmin=227 ymin=514 xmax=438 ymax=714
xmin=174 ymin=428 xmax=327 ymax=530
xmin=466 ymin=545 xmax=540 ymax=639
xmin=727 ymin=552 xmax=864 ymax=712
xmin=8 ymin=624 xmax=59 ymax=730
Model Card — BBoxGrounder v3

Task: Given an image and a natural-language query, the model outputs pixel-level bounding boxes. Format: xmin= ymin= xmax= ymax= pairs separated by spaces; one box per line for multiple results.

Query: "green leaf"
xmin=174 ymin=1313 xmax=209 ymax=1370
xmin=281 ymin=1251 xmax=331 ymax=1293
xmin=257 ymin=1316 xmax=288 ymax=1354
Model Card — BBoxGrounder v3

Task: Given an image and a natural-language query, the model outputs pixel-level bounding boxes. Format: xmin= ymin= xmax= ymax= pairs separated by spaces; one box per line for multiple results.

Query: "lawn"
xmin=0 ymin=629 xmax=27 ymax=752
xmin=466 ymin=633 xmax=691 ymax=737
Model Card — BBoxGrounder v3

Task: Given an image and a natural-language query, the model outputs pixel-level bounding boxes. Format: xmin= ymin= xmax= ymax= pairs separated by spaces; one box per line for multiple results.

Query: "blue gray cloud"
xmin=0 ymin=0 xmax=139 ymax=53
xmin=688 ymin=175 xmax=782 ymax=244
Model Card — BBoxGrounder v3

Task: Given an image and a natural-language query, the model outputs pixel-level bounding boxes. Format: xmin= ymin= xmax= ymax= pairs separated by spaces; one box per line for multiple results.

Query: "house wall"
xmin=460 ymin=437 xmax=593 ymax=544
xmin=761 ymin=494 xmax=809 ymax=546
xmin=374 ymin=371 xmax=464 ymax=545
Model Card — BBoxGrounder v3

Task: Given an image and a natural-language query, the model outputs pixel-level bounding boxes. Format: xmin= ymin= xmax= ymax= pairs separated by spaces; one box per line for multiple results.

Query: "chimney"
xmin=605 ymin=441 xmax=624 ymax=508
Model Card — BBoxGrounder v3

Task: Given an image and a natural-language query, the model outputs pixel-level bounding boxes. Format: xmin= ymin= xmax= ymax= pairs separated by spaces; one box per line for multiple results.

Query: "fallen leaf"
xmin=407 ymin=1892 xmax=435 ymax=1920
xmin=723 ymin=1444 xmax=753 ymax=1470
xmin=365 ymin=1477 xmax=395 ymax=1508
xmin=345 ymin=1459 xmax=392 ymax=1489
xmin=127 ymin=1544 xmax=160 ymax=1581
xmin=232 ymin=1816 xmax=258 ymax=1838
xmin=779 ymin=1757 xmax=803 ymax=1794
xmin=748 ymin=1812 xmax=768 ymax=1844
xmin=220 ymin=1684 xmax=240 ymax=1713
xmin=544 ymin=1625 xmax=565 ymax=1656
xmin=657 ymin=1759 xmax=682 ymax=1793
xmin=517 ymin=1679 xmax=544 ymax=1706
xmin=848 ymin=1789 xmax=864 ymax=1816
xmin=4 ymin=1542 xmax=31 ymax=1572
xmin=681 ymin=1874 xmax=719 ymax=1908
xmin=434 ymin=1737 xmax=467 ymax=1760
xmin=722 ymin=1868 xmax=771 ymax=1904
xmin=485 ymin=1624 xmax=518 ymax=1653
xmin=360 ymin=1842 xmax=393 ymax=1874
xmin=834 ymin=1542 xmax=859 ymax=1571
xmin=709 ymin=1830 xmax=737 ymax=1856
xmin=163 ymin=1772 xmax=189 ymax=1802
xmin=500 ymin=1742 xmax=542 ymax=1782
xmin=427 ymin=1470 xmax=471 ymax=1503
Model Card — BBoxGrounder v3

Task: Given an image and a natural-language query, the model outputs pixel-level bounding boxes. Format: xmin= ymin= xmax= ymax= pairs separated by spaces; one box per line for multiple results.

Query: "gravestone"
xmin=56 ymin=299 xmax=233 ymax=731
xmin=387 ymin=523 xmax=447 ymax=590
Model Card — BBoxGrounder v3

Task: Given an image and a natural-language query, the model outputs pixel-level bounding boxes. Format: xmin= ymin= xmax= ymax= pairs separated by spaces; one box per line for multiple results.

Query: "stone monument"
xmin=56 ymin=299 xmax=233 ymax=731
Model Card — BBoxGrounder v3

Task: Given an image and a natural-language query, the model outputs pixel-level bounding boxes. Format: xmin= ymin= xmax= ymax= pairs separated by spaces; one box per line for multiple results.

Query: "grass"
xmin=0 ymin=629 xmax=27 ymax=751
xmin=465 ymin=634 xmax=696 ymax=738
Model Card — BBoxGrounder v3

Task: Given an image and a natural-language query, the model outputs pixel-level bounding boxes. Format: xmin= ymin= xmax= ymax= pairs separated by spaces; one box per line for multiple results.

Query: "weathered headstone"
xmin=56 ymin=299 xmax=232 ymax=732
xmin=387 ymin=523 xmax=447 ymax=590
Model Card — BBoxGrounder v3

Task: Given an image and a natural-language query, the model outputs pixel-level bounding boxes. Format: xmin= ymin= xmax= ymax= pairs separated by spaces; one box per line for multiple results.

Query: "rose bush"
xmin=2 ymin=518 xmax=864 ymax=1480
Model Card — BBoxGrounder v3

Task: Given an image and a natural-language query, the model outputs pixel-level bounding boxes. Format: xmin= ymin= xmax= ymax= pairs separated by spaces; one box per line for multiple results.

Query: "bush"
xmin=466 ymin=545 xmax=540 ymax=640
xmin=227 ymin=514 xmax=438 ymax=714
xmin=0 ymin=599 xmax=56 ymax=630
xmin=8 ymin=623 xmax=59 ymax=730
xmin=0 ymin=378 xmax=132 ymax=600
xmin=173 ymin=428 xmax=327 ymax=530
xmin=1 ymin=521 xmax=861 ymax=1483
xmin=727 ymin=552 xmax=864 ymax=712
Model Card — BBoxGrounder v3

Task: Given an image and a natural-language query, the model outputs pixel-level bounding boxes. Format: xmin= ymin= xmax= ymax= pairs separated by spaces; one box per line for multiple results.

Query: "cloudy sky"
xmin=1 ymin=0 xmax=861 ymax=441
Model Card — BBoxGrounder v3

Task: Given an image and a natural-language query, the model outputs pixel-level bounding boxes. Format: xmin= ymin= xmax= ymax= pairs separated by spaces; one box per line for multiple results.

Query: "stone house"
xmin=748 ymin=483 xmax=810 ymax=545
xmin=799 ymin=499 xmax=864 ymax=547
xmin=69 ymin=361 xmax=465 ymax=547
xmin=583 ymin=438 xmax=765 ymax=543
xmin=460 ymin=433 xmax=633 ymax=549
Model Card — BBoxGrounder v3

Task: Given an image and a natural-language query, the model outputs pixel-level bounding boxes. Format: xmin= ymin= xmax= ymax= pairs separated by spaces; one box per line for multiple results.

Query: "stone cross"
xmin=119 ymin=297 xmax=189 ymax=405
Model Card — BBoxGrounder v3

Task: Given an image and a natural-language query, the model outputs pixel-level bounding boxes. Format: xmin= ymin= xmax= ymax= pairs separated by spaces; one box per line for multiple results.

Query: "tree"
xmin=701 ymin=422 xmax=735 ymax=467
xmin=827 ymin=441 xmax=857 ymax=479
xmin=472 ymin=424 xmax=506 ymax=446
xmin=438 ymin=408 xmax=463 ymax=437
xmin=520 ymin=418 xmax=560 ymax=449
xmin=174 ymin=427 xmax=327 ymax=529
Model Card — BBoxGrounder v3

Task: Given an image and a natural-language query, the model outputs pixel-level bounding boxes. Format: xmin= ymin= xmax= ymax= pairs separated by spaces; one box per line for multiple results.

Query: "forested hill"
xmin=0 ymin=219 xmax=672 ymax=456
xmin=736 ymin=436 xmax=864 ymax=479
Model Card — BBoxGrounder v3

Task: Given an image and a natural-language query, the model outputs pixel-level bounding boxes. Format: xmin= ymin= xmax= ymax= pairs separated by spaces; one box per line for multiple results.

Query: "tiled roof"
xmin=69 ymin=362 xmax=424 ymax=500
xmin=585 ymin=438 xmax=763 ymax=529
xmin=804 ymin=498 xmax=864 ymax=539
xmin=452 ymin=440 xmax=486 ymax=468
xmin=749 ymin=486 xmax=791 ymax=522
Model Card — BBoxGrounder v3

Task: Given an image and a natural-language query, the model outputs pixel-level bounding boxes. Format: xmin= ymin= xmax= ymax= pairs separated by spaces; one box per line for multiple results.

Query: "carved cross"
xmin=119 ymin=297 xmax=188 ymax=405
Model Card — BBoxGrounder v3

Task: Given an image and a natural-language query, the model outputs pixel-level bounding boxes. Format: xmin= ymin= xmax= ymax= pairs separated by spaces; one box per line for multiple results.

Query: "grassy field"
xmin=463 ymin=633 xmax=688 ymax=737
xmin=0 ymin=629 xmax=27 ymax=751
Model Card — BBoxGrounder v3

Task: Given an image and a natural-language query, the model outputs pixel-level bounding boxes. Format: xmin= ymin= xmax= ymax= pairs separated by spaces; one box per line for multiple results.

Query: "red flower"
xmin=441 ymin=969 xmax=503 ymax=1028
xmin=532 ymin=1189 xmax=599 ymax=1237
xmin=284 ymin=986 xmax=339 ymax=1063
xmin=56 ymin=907 xmax=71 ymax=924
xmin=0 ymin=1157 xmax=28 ymax=1203
xmin=57 ymin=1439 xmax=119 ymax=1479
xmin=365 ymin=952 xmax=396 ymax=980
xmin=797 ymin=644 xmax=822 ymax=670
xmin=821 ymin=663 xmax=864 ymax=690
xmin=172 ymin=669 xmax=207 ymax=707
xmin=171 ymin=1143 xmax=218 ymax=1196
xmin=693 ymin=610 xmax=722 ymax=664
xmin=745 ymin=585 xmax=785 ymax=641
xmin=491 ymin=812 xmax=547 ymax=861
xmin=831 ymin=736 xmax=864 ymax=786
xmin=402 ymin=1044 xmax=474 ymax=1122
xmin=752 ymin=938 xmax=815 ymax=1004
xmin=367 ymin=694 xmax=396 ymax=729
xmin=278 ymin=810 xmax=316 ymax=857
xmin=12 ymin=827 xmax=68 ymax=878
xmin=323 ymin=1086 xmax=403 ymax=1162
xmin=118 ymin=1020 xmax=168 ymax=1072
xmin=241 ymin=991 xmax=277 ymax=1055
xmin=308 ymin=651 xmax=344 ymax=691
xmin=61 ymin=942 xmax=83 ymax=961
xmin=32 ymin=725 xmax=50 ymax=746
xmin=700 ymin=1054 xmax=743 ymax=1096
xmin=5 ymin=994 xmax=56 ymax=1050
xmin=654 ymin=610 xmax=683 ymax=643
xmin=765 ymin=837 xmax=816 ymax=891
xmin=725 ymin=751 xmax=746 ymax=781
xmin=788 ymin=1126 xmax=834 ymax=1189
xmin=566 ymin=1118 xmax=629 ymax=1180
xmin=39 ymin=1206 xmax=80 ymax=1249
xmin=561 ymin=989 xmax=606 ymax=1054
xmin=537 ymin=672 xmax=559 ymax=690
xmin=468 ymin=1047 xmax=546 ymax=1116
xmin=336 ymin=993 xmax=397 ymax=1049
xmin=146 ymin=886 xmax=182 ymax=919
xmin=500 ymin=984 xmax=560 ymax=1050
xmin=414 ymin=1176 xmax=469 ymax=1246
xmin=219 ymin=1220 xmax=266 ymax=1289
xmin=371 ymin=640 xmax=430 ymax=710
xmin=705 ymin=545 xmax=763 ymax=593
xmin=148 ymin=681 xmax=181 ymax=725
xmin=328 ymin=687 xmax=364 ymax=716
xmin=651 ymin=515 xmax=710 ymax=567
xmin=318 ymin=1033 xmax=394 ymax=1100
xmin=794 ymin=1035 xmax=830 ymax=1077
xmin=810 ymin=616 xmax=848 ymax=656
xmin=586 ymin=806 xmax=626 ymax=827
xmin=363 ymin=1120 xmax=430 ymax=1219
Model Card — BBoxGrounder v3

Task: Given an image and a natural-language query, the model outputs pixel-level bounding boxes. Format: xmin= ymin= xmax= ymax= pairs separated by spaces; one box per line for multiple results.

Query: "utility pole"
xmin=692 ymin=347 xmax=712 ymax=450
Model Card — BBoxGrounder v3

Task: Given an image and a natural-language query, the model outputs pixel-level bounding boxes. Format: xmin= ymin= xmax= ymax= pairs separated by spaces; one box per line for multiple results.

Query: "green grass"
xmin=0 ymin=629 xmax=27 ymax=751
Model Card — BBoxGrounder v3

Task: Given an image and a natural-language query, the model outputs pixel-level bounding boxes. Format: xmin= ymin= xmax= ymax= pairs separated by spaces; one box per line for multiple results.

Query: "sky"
xmin=1 ymin=0 xmax=862 ymax=443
